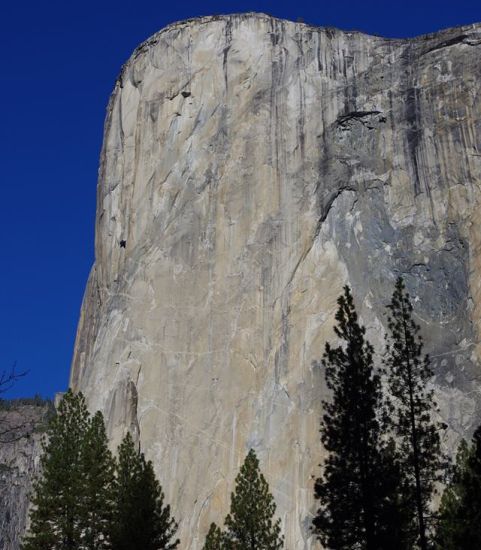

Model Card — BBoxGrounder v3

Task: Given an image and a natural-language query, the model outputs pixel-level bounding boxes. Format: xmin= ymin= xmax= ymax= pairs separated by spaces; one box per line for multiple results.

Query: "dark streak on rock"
xmin=269 ymin=30 xmax=280 ymax=46
xmin=295 ymin=32 xmax=306 ymax=158
xmin=405 ymin=86 xmax=422 ymax=195
xmin=317 ymin=33 xmax=323 ymax=73
xmin=223 ymin=19 xmax=232 ymax=93
xmin=423 ymin=34 xmax=469 ymax=55
xmin=337 ymin=110 xmax=382 ymax=127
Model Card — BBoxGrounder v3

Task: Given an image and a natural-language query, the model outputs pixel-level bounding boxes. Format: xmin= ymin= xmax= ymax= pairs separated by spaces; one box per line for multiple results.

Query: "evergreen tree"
xmin=384 ymin=277 xmax=442 ymax=550
xmin=223 ymin=449 xmax=283 ymax=549
xmin=434 ymin=440 xmax=470 ymax=550
xmin=79 ymin=411 xmax=115 ymax=549
xmin=23 ymin=390 xmax=90 ymax=550
xmin=313 ymin=286 xmax=411 ymax=550
xmin=110 ymin=432 xmax=179 ymax=550
xmin=203 ymin=522 xmax=224 ymax=549
xmin=435 ymin=426 xmax=481 ymax=549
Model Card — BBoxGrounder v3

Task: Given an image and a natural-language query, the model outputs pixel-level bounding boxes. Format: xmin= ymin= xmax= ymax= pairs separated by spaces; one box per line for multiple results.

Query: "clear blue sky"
xmin=1 ymin=0 xmax=480 ymax=399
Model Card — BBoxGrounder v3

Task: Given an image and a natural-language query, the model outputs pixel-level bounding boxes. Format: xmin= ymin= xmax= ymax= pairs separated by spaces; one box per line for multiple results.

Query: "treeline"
xmin=22 ymin=278 xmax=481 ymax=549
xmin=0 ymin=394 xmax=53 ymax=410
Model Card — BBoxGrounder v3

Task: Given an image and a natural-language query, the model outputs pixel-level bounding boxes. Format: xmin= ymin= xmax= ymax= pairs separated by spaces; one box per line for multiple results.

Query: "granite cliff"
xmin=70 ymin=13 xmax=481 ymax=548
xmin=0 ymin=402 xmax=51 ymax=550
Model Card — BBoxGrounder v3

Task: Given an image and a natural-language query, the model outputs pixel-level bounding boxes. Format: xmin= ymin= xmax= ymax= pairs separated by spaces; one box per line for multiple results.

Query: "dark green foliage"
xmin=203 ymin=522 xmax=224 ymax=549
xmin=79 ymin=411 xmax=115 ymax=549
xmin=23 ymin=390 xmax=91 ymax=550
xmin=435 ymin=426 xmax=481 ymax=549
xmin=110 ymin=432 xmax=179 ymax=550
xmin=385 ymin=277 xmax=443 ymax=549
xmin=223 ymin=449 xmax=283 ymax=549
xmin=23 ymin=391 xmax=179 ymax=550
xmin=434 ymin=440 xmax=470 ymax=549
xmin=313 ymin=286 xmax=411 ymax=550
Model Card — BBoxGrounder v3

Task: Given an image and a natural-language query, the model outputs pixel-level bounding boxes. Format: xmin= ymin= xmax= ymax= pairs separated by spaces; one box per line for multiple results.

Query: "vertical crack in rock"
xmin=286 ymin=186 xmax=354 ymax=293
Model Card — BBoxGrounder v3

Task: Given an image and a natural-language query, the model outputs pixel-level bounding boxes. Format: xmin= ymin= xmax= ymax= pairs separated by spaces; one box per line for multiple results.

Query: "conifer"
xmin=435 ymin=426 xmax=481 ymax=549
xmin=79 ymin=410 xmax=115 ymax=549
xmin=313 ymin=286 xmax=411 ymax=549
xmin=384 ymin=277 xmax=442 ymax=549
xmin=223 ymin=449 xmax=283 ymax=549
xmin=22 ymin=390 xmax=90 ymax=550
xmin=110 ymin=432 xmax=179 ymax=550
xmin=203 ymin=522 xmax=224 ymax=549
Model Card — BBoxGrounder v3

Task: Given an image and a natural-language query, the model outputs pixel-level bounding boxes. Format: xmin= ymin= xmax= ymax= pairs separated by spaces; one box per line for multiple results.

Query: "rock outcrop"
xmin=0 ymin=401 xmax=51 ymax=549
xmin=71 ymin=14 xmax=481 ymax=548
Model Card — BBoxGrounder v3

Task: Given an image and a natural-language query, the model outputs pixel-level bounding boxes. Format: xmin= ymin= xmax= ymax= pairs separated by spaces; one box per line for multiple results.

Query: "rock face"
xmin=71 ymin=13 xmax=481 ymax=548
xmin=0 ymin=402 xmax=50 ymax=549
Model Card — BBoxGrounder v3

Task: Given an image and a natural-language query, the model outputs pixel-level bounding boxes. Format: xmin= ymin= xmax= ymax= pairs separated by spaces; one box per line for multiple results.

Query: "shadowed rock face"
xmin=70 ymin=13 xmax=481 ymax=548
xmin=0 ymin=403 xmax=50 ymax=549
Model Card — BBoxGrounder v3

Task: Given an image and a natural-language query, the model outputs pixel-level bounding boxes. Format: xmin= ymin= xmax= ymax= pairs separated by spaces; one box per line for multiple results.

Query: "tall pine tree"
xmin=23 ymin=390 xmax=90 ymax=550
xmin=110 ymin=432 xmax=179 ymax=550
xmin=79 ymin=411 xmax=115 ymax=549
xmin=384 ymin=277 xmax=442 ymax=550
xmin=313 ymin=286 xmax=411 ymax=550
xmin=435 ymin=426 xmax=481 ymax=549
xmin=223 ymin=449 xmax=283 ymax=549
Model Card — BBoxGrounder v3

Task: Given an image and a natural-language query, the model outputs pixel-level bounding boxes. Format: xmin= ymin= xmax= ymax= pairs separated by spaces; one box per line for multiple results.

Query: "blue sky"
xmin=1 ymin=0 xmax=480 ymax=399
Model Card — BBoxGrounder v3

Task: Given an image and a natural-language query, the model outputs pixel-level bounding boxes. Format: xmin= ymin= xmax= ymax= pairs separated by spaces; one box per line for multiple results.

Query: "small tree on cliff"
xmin=222 ymin=449 xmax=283 ymax=549
xmin=23 ymin=390 xmax=90 ymax=550
xmin=313 ymin=286 xmax=411 ymax=550
xmin=384 ymin=277 xmax=443 ymax=550
xmin=435 ymin=425 xmax=481 ymax=549
xmin=109 ymin=432 xmax=179 ymax=550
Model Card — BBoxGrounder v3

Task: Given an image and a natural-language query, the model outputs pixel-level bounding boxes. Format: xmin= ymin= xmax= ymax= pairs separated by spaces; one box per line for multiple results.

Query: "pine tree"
xmin=79 ymin=411 xmax=115 ymax=549
xmin=23 ymin=390 xmax=90 ymax=550
xmin=435 ymin=426 xmax=481 ymax=549
xmin=434 ymin=440 xmax=470 ymax=549
xmin=203 ymin=522 xmax=224 ymax=549
xmin=223 ymin=449 xmax=283 ymax=549
xmin=384 ymin=277 xmax=442 ymax=550
xmin=313 ymin=286 xmax=411 ymax=550
xmin=110 ymin=432 xmax=179 ymax=550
